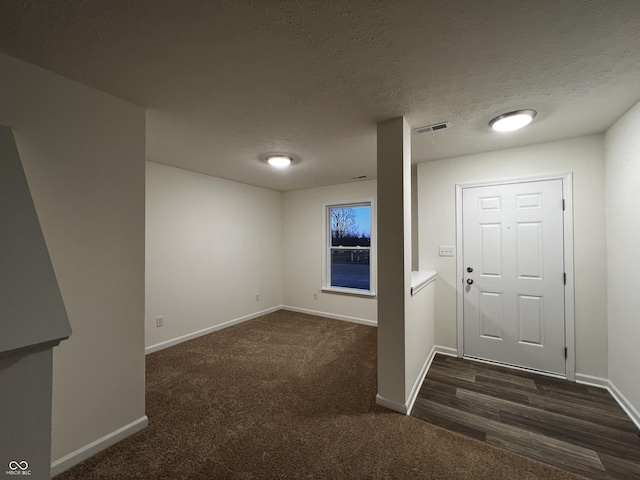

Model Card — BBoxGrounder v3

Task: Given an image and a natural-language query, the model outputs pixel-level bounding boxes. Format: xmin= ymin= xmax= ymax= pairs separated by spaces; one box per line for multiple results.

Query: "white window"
xmin=324 ymin=201 xmax=375 ymax=295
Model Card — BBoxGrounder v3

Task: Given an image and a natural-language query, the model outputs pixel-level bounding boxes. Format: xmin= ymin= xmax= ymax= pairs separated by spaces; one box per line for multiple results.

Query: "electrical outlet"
xmin=313 ymin=292 xmax=318 ymax=300
xmin=255 ymin=293 xmax=260 ymax=302
xmin=156 ymin=316 xmax=164 ymax=327
xmin=439 ymin=246 xmax=455 ymax=257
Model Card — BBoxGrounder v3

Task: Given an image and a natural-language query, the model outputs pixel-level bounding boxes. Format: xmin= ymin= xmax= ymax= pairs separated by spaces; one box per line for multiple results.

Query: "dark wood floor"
xmin=411 ymin=354 xmax=640 ymax=479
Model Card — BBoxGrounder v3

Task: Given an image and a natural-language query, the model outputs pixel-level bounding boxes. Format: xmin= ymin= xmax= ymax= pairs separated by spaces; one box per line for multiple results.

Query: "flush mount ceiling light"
xmin=489 ymin=109 xmax=537 ymax=132
xmin=266 ymin=155 xmax=292 ymax=168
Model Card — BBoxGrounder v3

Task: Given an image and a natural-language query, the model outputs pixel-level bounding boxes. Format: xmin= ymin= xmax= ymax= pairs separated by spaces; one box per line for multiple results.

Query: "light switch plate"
xmin=439 ymin=246 xmax=455 ymax=257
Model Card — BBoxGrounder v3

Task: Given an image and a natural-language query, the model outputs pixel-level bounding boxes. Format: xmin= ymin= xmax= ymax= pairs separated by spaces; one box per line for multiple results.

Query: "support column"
xmin=376 ymin=117 xmax=412 ymax=412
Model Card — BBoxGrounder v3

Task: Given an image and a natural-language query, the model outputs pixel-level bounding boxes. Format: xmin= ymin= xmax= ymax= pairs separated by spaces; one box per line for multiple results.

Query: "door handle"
xmin=466 ymin=278 xmax=474 ymax=285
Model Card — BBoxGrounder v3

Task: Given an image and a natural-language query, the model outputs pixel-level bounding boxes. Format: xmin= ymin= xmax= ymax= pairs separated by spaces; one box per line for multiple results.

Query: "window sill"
xmin=321 ymin=287 xmax=377 ymax=298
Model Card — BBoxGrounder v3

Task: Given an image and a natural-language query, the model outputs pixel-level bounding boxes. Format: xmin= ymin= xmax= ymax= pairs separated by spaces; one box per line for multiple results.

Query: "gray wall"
xmin=605 ymin=101 xmax=640 ymax=418
xmin=145 ymin=162 xmax=283 ymax=351
xmin=0 ymin=52 xmax=146 ymax=465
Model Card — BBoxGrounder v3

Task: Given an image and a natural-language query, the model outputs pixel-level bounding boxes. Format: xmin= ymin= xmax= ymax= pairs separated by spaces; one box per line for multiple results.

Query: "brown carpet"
xmin=56 ymin=310 xmax=586 ymax=479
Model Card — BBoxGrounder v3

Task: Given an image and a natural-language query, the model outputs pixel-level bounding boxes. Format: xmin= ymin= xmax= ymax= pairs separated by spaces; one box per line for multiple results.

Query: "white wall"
xmin=145 ymin=162 xmax=283 ymax=349
xmin=605 ymin=101 xmax=640 ymax=416
xmin=417 ymin=135 xmax=608 ymax=378
xmin=282 ymin=180 xmax=377 ymax=323
xmin=405 ymin=281 xmax=435 ymax=399
xmin=0 ymin=53 xmax=146 ymax=464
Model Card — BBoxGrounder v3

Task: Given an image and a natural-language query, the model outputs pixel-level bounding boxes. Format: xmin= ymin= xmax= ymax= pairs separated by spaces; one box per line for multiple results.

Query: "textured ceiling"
xmin=1 ymin=1 xmax=639 ymax=191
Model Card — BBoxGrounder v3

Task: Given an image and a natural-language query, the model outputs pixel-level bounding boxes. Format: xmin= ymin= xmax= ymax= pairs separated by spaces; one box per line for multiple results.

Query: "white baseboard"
xmin=379 ymin=345 xmax=456 ymax=416
xmin=406 ymin=345 xmax=438 ymax=415
xmin=575 ymin=373 xmax=609 ymax=389
xmin=560 ymin=374 xmax=640 ymax=431
xmin=145 ymin=306 xmax=282 ymax=354
xmin=50 ymin=416 xmax=148 ymax=477
xmin=434 ymin=345 xmax=458 ymax=357
xmin=375 ymin=394 xmax=407 ymax=414
xmin=607 ymin=381 xmax=640 ymax=431
xmin=282 ymin=305 xmax=377 ymax=327
xmin=147 ymin=306 xmax=375 ymax=355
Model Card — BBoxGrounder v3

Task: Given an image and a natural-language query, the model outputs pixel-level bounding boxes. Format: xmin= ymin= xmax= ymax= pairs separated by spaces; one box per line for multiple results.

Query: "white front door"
xmin=462 ymin=179 xmax=566 ymax=375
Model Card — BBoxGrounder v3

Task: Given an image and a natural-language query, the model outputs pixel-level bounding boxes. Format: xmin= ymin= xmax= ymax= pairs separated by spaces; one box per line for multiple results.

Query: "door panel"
xmin=479 ymin=292 xmax=503 ymax=339
xmin=517 ymin=294 xmax=544 ymax=345
xmin=480 ymin=223 xmax=503 ymax=276
xmin=516 ymin=222 xmax=543 ymax=278
xmin=462 ymin=179 xmax=565 ymax=375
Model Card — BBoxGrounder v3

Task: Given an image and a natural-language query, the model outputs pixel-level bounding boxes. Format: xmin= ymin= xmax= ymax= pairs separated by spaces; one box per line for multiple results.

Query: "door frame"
xmin=455 ymin=172 xmax=575 ymax=381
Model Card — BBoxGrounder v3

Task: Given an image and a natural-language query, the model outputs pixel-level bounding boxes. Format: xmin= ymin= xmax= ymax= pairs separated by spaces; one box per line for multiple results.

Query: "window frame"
xmin=322 ymin=199 xmax=376 ymax=297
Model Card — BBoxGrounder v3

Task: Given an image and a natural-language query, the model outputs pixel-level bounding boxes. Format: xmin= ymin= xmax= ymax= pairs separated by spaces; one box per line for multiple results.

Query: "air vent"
xmin=414 ymin=122 xmax=450 ymax=134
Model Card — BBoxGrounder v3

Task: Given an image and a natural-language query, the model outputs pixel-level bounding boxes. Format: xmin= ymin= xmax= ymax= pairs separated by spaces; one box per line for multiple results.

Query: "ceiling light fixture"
xmin=266 ymin=155 xmax=292 ymax=168
xmin=489 ymin=109 xmax=537 ymax=132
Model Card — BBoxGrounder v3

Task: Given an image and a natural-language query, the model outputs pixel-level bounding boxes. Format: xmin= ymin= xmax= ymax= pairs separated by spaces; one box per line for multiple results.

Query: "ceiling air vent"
xmin=414 ymin=122 xmax=450 ymax=134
